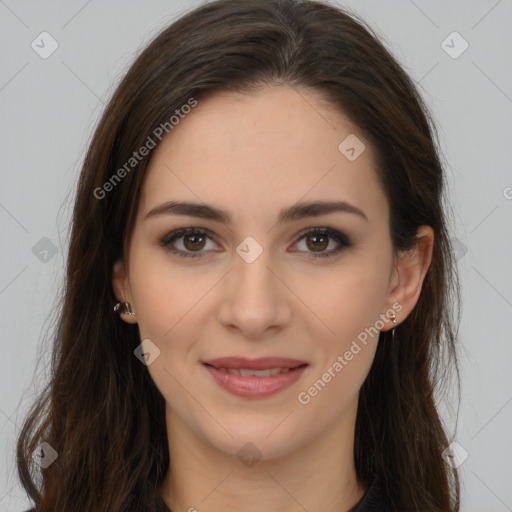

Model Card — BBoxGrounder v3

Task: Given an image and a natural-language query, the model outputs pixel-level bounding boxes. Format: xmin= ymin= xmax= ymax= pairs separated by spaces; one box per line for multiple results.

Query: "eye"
xmin=159 ymin=227 xmax=219 ymax=258
xmin=291 ymin=227 xmax=352 ymax=258
xmin=160 ymin=226 xmax=352 ymax=259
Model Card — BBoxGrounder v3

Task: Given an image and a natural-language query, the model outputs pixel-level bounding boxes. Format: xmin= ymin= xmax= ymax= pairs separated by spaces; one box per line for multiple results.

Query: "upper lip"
xmin=202 ymin=357 xmax=308 ymax=370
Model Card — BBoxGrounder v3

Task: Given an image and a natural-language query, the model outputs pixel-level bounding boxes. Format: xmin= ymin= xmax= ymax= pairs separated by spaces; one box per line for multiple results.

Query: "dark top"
xmin=23 ymin=477 xmax=386 ymax=511
xmin=154 ymin=477 xmax=386 ymax=511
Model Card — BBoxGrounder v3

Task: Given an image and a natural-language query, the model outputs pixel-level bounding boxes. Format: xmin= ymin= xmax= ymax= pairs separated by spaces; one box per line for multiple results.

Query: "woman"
xmin=17 ymin=0 xmax=461 ymax=510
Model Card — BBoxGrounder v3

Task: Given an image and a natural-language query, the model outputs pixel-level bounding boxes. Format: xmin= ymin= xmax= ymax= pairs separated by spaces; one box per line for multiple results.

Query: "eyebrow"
xmin=144 ymin=199 xmax=368 ymax=223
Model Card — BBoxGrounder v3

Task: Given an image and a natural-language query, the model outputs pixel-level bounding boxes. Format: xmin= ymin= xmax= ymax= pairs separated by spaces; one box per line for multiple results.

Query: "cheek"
xmin=294 ymin=256 xmax=390 ymax=345
xmin=128 ymin=243 xmax=210 ymax=340
xmin=128 ymin=253 xmax=209 ymax=411
xmin=291 ymin=252 xmax=391 ymax=407
xmin=294 ymin=266 xmax=387 ymax=413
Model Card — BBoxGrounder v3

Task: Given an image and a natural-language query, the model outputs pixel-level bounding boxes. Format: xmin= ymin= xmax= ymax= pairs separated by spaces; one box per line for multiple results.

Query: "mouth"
xmin=206 ymin=367 xmax=298 ymax=377
xmin=202 ymin=357 xmax=309 ymax=398
xmin=202 ymin=356 xmax=308 ymax=371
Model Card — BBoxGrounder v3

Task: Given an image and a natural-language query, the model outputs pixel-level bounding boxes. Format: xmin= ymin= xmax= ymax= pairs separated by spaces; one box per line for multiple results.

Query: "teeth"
xmin=217 ymin=367 xmax=291 ymax=377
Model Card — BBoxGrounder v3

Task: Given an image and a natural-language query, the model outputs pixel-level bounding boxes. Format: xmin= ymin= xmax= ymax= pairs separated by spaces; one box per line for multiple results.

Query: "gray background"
xmin=1 ymin=1 xmax=511 ymax=510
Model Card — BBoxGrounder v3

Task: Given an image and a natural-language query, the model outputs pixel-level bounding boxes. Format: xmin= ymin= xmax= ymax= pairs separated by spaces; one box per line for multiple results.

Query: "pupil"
xmin=309 ymin=234 xmax=327 ymax=251
xmin=185 ymin=233 xmax=204 ymax=250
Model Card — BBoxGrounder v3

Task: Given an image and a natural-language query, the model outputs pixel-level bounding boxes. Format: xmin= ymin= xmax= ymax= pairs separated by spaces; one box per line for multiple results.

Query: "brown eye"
xmin=291 ymin=227 xmax=352 ymax=258
xmin=183 ymin=232 xmax=206 ymax=251
xmin=305 ymin=233 xmax=329 ymax=252
xmin=160 ymin=228 xmax=218 ymax=258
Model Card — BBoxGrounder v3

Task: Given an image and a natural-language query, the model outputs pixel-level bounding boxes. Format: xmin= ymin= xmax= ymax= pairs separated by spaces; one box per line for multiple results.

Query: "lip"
xmin=202 ymin=357 xmax=309 ymax=398
xmin=202 ymin=357 xmax=308 ymax=370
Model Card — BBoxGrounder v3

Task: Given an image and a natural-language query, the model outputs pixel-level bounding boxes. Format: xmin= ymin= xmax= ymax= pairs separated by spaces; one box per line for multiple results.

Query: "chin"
xmin=198 ymin=414 xmax=306 ymax=464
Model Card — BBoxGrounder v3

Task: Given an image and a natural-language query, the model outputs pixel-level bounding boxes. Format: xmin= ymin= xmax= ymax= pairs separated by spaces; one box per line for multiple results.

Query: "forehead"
xmin=138 ymin=85 xmax=388 ymax=225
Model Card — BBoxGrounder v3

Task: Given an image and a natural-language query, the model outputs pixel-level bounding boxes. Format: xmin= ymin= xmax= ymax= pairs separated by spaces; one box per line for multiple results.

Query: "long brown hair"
xmin=17 ymin=1 xmax=461 ymax=510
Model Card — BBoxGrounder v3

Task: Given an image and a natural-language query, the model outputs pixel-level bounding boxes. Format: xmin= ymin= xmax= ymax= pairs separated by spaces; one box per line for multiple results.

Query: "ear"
xmin=112 ymin=258 xmax=138 ymax=324
xmin=382 ymin=225 xmax=434 ymax=331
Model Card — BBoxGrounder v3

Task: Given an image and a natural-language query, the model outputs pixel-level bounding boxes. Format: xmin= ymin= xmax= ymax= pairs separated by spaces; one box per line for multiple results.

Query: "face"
xmin=113 ymin=85 xmax=412 ymax=462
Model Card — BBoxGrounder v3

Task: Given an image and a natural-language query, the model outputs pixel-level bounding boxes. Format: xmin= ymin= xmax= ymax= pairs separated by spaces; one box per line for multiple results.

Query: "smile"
xmin=202 ymin=357 xmax=309 ymax=398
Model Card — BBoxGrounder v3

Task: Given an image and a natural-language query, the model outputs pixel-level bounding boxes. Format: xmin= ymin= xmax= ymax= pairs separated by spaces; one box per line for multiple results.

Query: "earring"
xmin=114 ymin=302 xmax=135 ymax=315
xmin=114 ymin=291 xmax=135 ymax=316
xmin=389 ymin=311 xmax=397 ymax=341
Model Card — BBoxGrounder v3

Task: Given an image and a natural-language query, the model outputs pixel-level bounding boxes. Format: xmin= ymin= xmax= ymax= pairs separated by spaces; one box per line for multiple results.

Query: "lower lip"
xmin=203 ymin=364 xmax=308 ymax=398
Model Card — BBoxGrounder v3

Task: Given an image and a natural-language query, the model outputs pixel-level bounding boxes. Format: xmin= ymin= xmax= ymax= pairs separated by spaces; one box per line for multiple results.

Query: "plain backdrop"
xmin=1 ymin=1 xmax=511 ymax=510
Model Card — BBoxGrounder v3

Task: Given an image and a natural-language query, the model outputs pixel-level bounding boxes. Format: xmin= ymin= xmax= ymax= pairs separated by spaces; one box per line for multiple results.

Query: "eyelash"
xmin=159 ymin=226 xmax=352 ymax=259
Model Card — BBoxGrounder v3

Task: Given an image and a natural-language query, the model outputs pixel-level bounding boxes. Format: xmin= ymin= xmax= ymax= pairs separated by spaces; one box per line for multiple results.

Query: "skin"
xmin=112 ymin=85 xmax=434 ymax=512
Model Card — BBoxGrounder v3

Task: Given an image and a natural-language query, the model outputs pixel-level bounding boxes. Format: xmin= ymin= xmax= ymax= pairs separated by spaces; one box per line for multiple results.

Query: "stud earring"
xmin=114 ymin=302 xmax=135 ymax=315
xmin=114 ymin=291 xmax=135 ymax=316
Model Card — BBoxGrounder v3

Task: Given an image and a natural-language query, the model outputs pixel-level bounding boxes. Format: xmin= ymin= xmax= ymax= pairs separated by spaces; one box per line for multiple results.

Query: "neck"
xmin=159 ymin=403 xmax=366 ymax=512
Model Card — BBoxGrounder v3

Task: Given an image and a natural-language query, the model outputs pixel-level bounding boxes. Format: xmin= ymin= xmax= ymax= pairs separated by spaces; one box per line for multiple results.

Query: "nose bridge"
xmin=232 ymin=238 xmax=279 ymax=306
xmin=217 ymin=237 xmax=291 ymax=335
xmin=235 ymin=243 xmax=274 ymax=293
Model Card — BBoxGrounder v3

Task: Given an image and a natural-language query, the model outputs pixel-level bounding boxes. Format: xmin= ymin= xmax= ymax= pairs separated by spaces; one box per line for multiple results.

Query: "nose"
xmin=216 ymin=245 xmax=293 ymax=339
